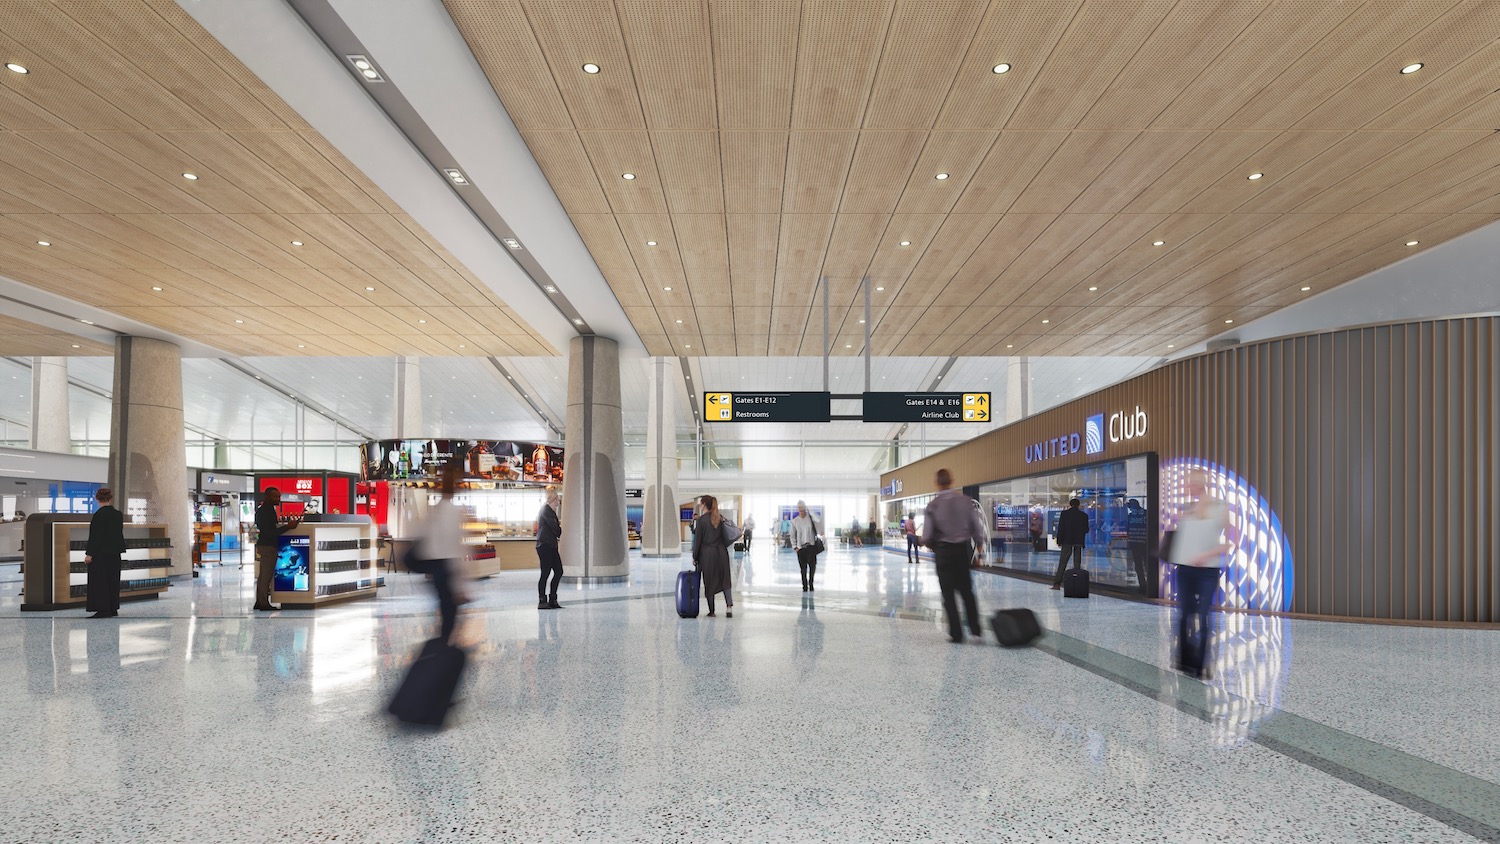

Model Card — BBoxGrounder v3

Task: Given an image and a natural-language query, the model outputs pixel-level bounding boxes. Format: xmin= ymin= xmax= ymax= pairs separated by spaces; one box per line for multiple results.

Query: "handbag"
xmin=812 ymin=536 xmax=825 ymax=555
xmin=721 ymin=518 xmax=742 ymax=546
xmin=1157 ymin=529 xmax=1176 ymax=565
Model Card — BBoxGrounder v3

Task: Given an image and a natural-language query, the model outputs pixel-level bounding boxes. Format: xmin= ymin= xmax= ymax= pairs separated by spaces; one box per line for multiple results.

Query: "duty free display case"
xmin=21 ymin=514 xmax=173 ymax=612
xmin=270 ymin=515 xmax=380 ymax=608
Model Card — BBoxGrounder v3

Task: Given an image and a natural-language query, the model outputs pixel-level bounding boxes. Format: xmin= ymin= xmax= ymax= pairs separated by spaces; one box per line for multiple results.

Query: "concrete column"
xmin=108 ymin=337 xmax=190 ymax=577
xmin=1004 ymin=356 xmax=1032 ymax=425
xmin=29 ymin=356 xmax=71 ymax=453
xmin=642 ymin=356 xmax=679 ymax=556
xmin=393 ymin=356 xmax=421 ymax=438
xmin=560 ymin=336 xmax=628 ymax=581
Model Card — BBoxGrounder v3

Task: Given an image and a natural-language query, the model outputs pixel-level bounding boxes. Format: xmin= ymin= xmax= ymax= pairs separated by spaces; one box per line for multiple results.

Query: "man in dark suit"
xmin=536 ymin=488 xmax=563 ymax=610
xmin=1050 ymin=498 xmax=1090 ymax=590
xmin=85 ymin=487 xmax=125 ymax=619
xmin=254 ymin=487 xmax=300 ymax=612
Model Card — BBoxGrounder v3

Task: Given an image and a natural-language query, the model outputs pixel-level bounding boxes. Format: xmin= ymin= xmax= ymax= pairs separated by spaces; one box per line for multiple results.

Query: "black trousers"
xmin=742 ymin=529 xmax=752 ymax=550
xmin=934 ymin=542 xmax=981 ymax=641
xmin=431 ymin=561 xmax=458 ymax=643
xmin=537 ymin=544 xmax=562 ymax=600
xmin=1129 ymin=542 xmax=1151 ymax=595
xmin=1052 ymin=545 xmax=1084 ymax=585
xmin=86 ymin=553 xmax=121 ymax=613
xmin=1176 ymin=565 xmax=1221 ymax=676
xmin=796 ymin=546 xmax=818 ymax=589
xmin=905 ymin=534 xmax=920 ymax=563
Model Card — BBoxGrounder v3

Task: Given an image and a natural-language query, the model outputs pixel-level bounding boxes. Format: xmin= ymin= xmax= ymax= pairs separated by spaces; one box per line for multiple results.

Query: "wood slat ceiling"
xmin=448 ymin=0 xmax=1500 ymax=358
xmin=0 ymin=313 xmax=111 ymax=356
xmin=0 ymin=0 xmax=555 ymax=358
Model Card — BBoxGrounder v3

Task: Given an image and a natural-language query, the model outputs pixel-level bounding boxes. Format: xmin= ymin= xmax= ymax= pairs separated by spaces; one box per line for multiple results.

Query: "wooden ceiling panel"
xmin=654 ymin=131 xmax=723 ymax=213
xmin=790 ymin=0 xmax=891 ymax=129
xmin=1349 ymin=132 xmax=1500 ymax=214
xmin=948 ymin=131 xmax=1069 ymax=216
xmin=895 ymin=132 xmax=997 ymax=215
xmin=1065 ymin=131 xmax=1209 ymax=215
xmin=936 ymin=0 xmax=1080 ymax=130
xmin=725 ymin=212 xmax=778 ymax=299
xmin=578 ymin=131 xmax=668 ymax=213
xmin=1239 ymin=131 xmax=1422 ymax=215
xmin=720 ymin=131 xmax=787 ymax=214
xmin=0 ymin=134 xmax=161 ymax=214
xmin=865 ymin=214 xmax=949 ymax=287
xmin=1177 ymin=130 xmax=1351 ymax=215
xmin=518 ymin=0 xmax=642 ymax=130
xmin=618 ymin=1 xmax=715 ymax=130
xmin=1007 ymin=1 xmax=1176 ymax=130
xmin=566 ymin=215 xmax=644 ymax=308
xmin=443 ymin=1 xmax=573 ymax=131
xmin=519 ymin=131 xmax=612 ymax=214
xmin=712 ymin=0 xmax=799 ymax=129
xmin=1008 ymin=132 xmax=1139 ymax=214
xmin=1118 ymin=130 xmax=1277 ymax=215
xmin=782 ymin=132 xmax=858 ymax=214
xmin=986 ymin=214 xmax=1114 ymax=305
xmin=29 ymin=132 xmax=223 ymax=214
xmin=840 ymin=132 xmax=926 ymax=214
xmin=1299 ymin=130 xmax=1492 ymax=215
xmin=946 ymin=213 xmax=1054 ymax=293
xmin=1029 ymin=213 xmax=1169 ymax=304
xmin=775 ymin=214 xmax=836 ymax=303
xmin=861 ymin=0 xmax=989 ymax=130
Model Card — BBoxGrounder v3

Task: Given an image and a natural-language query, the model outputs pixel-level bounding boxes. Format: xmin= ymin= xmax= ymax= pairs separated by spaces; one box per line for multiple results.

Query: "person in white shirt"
xmin=1170 ymin=477 xmax=1231 ymax=679
xmin=742 ymin=514 xmax=756 ymax=551
xmin=414 ymin=461 xmax=472 ymax=643
xmin=789 ymin=501 xmax=822 ymax=592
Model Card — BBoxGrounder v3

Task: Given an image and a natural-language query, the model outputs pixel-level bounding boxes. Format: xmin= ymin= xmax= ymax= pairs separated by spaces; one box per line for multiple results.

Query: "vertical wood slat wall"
xmin=882 ymin=316 xmax=1500 ymax=624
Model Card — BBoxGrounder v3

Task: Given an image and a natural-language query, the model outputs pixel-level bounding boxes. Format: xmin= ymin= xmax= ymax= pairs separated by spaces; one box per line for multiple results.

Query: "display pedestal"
xmin=270 ymin=517 xmax=378 ymax=608
xmin=21 ymin=515 xmax=172 ymax=612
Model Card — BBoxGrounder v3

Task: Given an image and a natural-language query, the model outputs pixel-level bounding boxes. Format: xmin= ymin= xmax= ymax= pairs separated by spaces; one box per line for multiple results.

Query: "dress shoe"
xmin=706 ymin=612 xmax=716 ymax=617
xmin=547 ymin=599 xmax=563 ymax=609
xmin=88 ymin=612 xmax=117 ymax=619
xmin=1050 ymin=584 xmax=1061 ymax=590
xmin=538 ymin=599 xmax=549 ymax=609
xmin=949 ymin=635 xmax=963 ymax=644
xmin=726 ymin=610 xmax=733 ymax=618
xmin=253 ymin=603 xmax=278 ymax=611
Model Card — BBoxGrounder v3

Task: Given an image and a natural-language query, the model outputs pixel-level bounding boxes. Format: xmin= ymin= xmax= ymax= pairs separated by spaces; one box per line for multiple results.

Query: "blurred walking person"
xmin=790 ymin=501 xmax=822 ymax=592
xmin=1170 ymin=478 xmax=1231 ymax=679
xmin=921 ymin=469 xmax=986 ymax=643
xmin=411 ymin=461 xmax=472 ymax=643
xmin=536 ymin=488 xmax=563 ymax=609
xmin=742 ymin=514 xmax=755 ymax=551
xmin=84 ymin=488 xmax=124 ymax=619
xmin=904 ymin=512 xmax=920 ymax=564
xmin=691 ymin=495 xmax=739 ymax=617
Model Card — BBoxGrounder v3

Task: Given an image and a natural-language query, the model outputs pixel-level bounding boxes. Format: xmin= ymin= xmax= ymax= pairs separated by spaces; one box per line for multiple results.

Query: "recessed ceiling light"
xmin=992 ymin=63 xmax=1011 ymax=74
xmin=545 ymin=285 xmax=557 ymax=293
xmin=675 ymin=319 xmax=683 ymax=324
xmin=646 ymin=240 xmax=657 ymax=246
xmin=1168 ymin=344 xmax=1175 ymax=349
xmin=152 ymin=286 xmax=162 ymax=291
xmin=1400 ymin=63 xmax=1424 ymax=75
xmin=1006 ymin=344 xmax=1013 ymax=349
xmin=663 ymin=286 xmax=672 ymax=291
xmin=875 ymin=286 xmax=884 ymax=291
xmin=1406 ymin=240 xmax=1419 ymax=246
xmin=6 ymin=63 xmax=27 ymax=74
xmin=1300 ymin=286 xmax=1312 ymax=291
xmin=1087 ymin=286 xmax=1098 ymax=292
xmin=36 ymin=240 xmax=49 ymax=247
xmin=574 ymin=318 xmax=584 ymax=325
xmin=290 ymin=240 xmax=303 ymax=246
xmin=1152 ymin=240 xmax=1165 ymax=246
xmin=352 ymin=58 xmax=371 ymax=70
xmin=71 ymin=344 xmax=80 ymax=349
xmin=234 ymin=319 xmax=243 ymax=324
xmin=582 ymin=63 xmax=601 ymax=74
xmin=502 ymin=237 xmax=522 ymax=250
xmin=845 ymin=344 xmax=852 ymax=348
xmin=346 ymin=54 xmax=383 ymax=81
xmin=858 ymin=319 xmax=865 ymax=324
xmin=442 ymin=168 xmax=468 ymax=186
xmin=1041 ymin=319 xmax=1050 ymax=324
xmin=361 ymin=69 xmax=379 ymax=79
xmin=935 ymin=173 xmax=949 ymax=180
xmin=685 ymin=344 xmax=691 ymax=349
xmin=182 ymin=172 xmax=198 ymax=180
xmin=297 ymin=344 xmax=305 ymax=348
xmin=365 ymin=286 xmax=375 ymax=292
xmin=621 ymin=173 xmax=636 ymax=180
xmin=899 ymin=240 xmax=911 ymax=246
xmin=1224 ymin=318 xmax=1234 ymax=324
xmin=1247 ymin=172 xmax=1263 ymax=180
xmin=418 ymin=319 xmax=427 ymax=324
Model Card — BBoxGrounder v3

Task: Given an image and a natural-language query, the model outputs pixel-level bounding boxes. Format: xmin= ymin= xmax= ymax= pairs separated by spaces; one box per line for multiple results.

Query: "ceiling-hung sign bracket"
xmin=821 ymin=276 xmax=830 ymax=394
xmin=863 ymin=275 xmax=872 ymax=392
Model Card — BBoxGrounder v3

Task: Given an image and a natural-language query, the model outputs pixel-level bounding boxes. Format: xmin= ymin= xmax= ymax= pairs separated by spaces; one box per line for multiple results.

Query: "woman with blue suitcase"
xmin=691 ymin=495 xmax=739 ymax=618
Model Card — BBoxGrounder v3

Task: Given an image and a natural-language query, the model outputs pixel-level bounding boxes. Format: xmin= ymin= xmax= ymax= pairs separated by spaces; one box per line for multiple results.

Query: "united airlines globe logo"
xmin=1084 ymin=413 xmax=1105 ymax=454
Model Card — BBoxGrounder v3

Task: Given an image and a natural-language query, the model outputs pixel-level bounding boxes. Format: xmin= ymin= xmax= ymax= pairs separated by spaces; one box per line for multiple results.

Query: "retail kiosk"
xmin=268 ymin=514 xmax=380 ymax=608
xmin=20 ymin=514 xmax=173 ymax=611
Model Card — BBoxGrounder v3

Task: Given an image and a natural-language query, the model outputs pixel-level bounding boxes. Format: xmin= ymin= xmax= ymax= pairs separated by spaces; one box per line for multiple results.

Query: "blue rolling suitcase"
xmin=388 ymin=638 xmax=466 ymax=727
xmin=676 ymin=569 xmax=701 ymax=618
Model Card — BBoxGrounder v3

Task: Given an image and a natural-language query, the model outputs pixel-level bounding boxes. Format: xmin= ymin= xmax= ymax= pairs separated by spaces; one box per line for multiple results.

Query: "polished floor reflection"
xmin=2 ymin=544 xmax=1497 ymax=842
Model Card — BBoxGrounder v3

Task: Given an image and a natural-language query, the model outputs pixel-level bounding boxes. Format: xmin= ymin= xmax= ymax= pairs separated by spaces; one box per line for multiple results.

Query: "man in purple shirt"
xmin=921 ymin=468 xmax=987 ymax=643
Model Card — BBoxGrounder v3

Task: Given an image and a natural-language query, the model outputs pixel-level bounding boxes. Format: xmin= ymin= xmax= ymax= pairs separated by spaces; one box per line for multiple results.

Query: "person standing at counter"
xmin=253 ymin=487 xmax=300 ymax=612
xmin=536 ymin=488 xmax=563 ymax=610
xmin=84 ymin=488 xmax=125 ymax=619
xmin=1050 ymin=499 xmax=1089 ymax=590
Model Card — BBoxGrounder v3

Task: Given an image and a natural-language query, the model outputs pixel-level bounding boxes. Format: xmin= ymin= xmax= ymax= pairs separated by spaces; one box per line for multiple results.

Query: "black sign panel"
xmin=702 ymin=391 xmax=831 ymax=423
xmin=862 ymin=392 xmax=992 ymax=423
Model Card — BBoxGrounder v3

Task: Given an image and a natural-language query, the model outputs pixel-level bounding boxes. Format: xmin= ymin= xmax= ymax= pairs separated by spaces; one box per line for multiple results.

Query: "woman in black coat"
xmin=691 ymin=495 xmax=738 ymax=618
xmin=85 ymin=487 xmax=126 ymax=619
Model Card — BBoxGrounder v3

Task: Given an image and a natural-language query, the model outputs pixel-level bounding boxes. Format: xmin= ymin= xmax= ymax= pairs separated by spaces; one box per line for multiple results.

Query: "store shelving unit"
xmin=271 ymin=516 xmax=379 ymax=608
xmin=21 ymin=514 xmax=173 ymax=611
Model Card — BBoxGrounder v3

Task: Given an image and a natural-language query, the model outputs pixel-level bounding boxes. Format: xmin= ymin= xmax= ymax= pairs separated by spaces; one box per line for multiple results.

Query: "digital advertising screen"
xmin=274 ymin=535 xmax=311 ymax=592
xmin=361 ymin=439 xmax=564 ymax=486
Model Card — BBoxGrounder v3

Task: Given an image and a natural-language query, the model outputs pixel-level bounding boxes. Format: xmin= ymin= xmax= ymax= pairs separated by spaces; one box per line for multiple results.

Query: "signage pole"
xmin=863 ymin=275 xmax=872 ymax=391
xmin=821 ymin=275 xmax=830 ymax=392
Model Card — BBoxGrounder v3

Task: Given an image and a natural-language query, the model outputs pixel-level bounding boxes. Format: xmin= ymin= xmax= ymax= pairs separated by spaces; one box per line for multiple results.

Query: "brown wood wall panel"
xmin=882 ymin=316 xmax=1500 ymax=624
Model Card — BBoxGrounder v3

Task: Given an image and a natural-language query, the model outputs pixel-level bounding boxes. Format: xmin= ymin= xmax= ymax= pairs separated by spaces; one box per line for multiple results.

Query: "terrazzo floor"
xmin=2 ymin=544 xmax=1497 ymax=843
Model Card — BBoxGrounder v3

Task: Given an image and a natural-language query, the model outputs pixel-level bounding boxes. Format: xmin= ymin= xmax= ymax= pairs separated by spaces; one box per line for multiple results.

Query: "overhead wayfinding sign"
xmin=861 ymin=392 xmax=992 ymax=423
xmin=703 ymin=391 xmax=831 ymax=423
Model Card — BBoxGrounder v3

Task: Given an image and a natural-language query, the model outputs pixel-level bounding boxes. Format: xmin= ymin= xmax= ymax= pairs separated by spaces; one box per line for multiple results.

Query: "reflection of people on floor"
xmin=1126 ymin=498 xmax=1151 ymax=596
xmin=792 ymin=595 xmax=824 ymax=673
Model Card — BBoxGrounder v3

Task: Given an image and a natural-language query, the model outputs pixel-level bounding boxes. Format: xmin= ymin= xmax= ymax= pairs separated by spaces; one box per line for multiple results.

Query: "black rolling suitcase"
xmin=388 ymin=638 xmax=466 ymax=727
xmin=991 ymin=609 xmax=1042 ymax=647
xmin=1063 ymin=567 xmax=1090 ymax=598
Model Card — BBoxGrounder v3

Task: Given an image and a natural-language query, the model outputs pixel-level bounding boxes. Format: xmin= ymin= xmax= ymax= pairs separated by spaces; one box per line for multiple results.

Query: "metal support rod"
xmin=821 ymin=276 xmax=830 ymax=392
xmin=863 ymin=275 xmax=872 ymax=392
